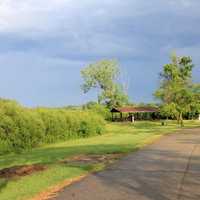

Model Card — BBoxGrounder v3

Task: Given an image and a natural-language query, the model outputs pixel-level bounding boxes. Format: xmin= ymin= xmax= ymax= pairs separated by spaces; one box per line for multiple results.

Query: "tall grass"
xmin=0 ymin=99 xmax=105 ymax=153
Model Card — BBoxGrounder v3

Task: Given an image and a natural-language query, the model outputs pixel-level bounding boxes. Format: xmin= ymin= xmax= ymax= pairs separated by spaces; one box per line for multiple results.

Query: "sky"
xmin=0 ymin=0 xmax=199 ymax=107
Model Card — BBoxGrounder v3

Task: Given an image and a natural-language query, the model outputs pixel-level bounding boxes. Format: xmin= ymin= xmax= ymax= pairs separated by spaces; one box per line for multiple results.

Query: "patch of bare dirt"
xmin=30 ymin=175 xmax=87 ymax=200
xmin=0 ymin=164 xmax=47 ymax=179
xmin=31 ymin=154 xmax=124 ymax=200
xmin=62 ymin=153 xmax=124 ymax=165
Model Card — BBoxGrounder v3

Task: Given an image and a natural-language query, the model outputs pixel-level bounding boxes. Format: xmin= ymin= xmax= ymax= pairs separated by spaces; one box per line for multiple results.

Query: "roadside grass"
xmin=0 ymin=165 xmax=87 ymax=200
xmin=0 ymin=120 xmax=199 ymax=200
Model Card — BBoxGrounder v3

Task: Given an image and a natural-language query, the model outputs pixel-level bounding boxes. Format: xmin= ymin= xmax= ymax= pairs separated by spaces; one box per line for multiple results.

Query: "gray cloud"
xmin=0 ymin=0 xmax=199 ymax=106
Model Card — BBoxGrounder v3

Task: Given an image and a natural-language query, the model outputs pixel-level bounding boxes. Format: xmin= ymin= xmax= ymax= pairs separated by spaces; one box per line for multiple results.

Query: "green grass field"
xmin=0 ymin=120 xmax=199 ymax=200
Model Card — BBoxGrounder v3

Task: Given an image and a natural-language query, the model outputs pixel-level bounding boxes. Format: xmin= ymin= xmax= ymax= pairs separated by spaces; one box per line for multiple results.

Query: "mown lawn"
xmin=0 ymin=120 xmax=199 ymax=200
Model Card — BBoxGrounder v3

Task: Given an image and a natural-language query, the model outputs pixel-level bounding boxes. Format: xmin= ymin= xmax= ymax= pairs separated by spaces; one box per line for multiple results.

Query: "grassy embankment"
xmin=0 ymin=120 xmax=199 ymax=200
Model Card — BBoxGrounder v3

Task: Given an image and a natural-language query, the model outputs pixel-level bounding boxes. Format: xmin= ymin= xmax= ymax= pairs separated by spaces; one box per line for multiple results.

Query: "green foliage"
xmin=81 ymin=60 xmax=119 ymax=93
xmin=155 ymin=53 xmax=199 ymax=125
xmin=190 ymin=84 xmax=200 ymax=115
xmin=100 ymin=84 xmax=129 ymax=108
xmin=81 ymin=60 xmax=129 ymax=108
xmin=159 ymin=103 xmax=178 ymax=119
xmin=83 ymin=101 xmax=111 ymax=120
xmin=2 ymin=121 xmax=198 ymax=200
xmin=0 ymin=99 xmax=105 ymax=153
xmin=0 ymin=100 xmax=45 ymax=152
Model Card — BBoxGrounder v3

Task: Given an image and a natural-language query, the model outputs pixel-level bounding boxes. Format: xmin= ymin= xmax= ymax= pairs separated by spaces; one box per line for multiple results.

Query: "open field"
xmin=0 ymin=120 xmax=199 ymax=200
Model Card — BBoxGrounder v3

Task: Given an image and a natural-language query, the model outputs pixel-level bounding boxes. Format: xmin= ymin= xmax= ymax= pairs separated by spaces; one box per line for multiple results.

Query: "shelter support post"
xmin=120 ymin=113 xmax=123 ymax=121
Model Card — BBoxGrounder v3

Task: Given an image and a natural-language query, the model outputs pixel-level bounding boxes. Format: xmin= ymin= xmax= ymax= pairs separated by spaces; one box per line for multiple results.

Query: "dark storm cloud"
xmin=0 ymin=0 xmax=199 ymax=106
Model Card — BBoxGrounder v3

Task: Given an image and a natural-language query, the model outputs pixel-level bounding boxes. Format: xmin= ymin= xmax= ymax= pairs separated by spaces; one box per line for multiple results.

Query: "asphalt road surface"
xmin=53 ymin=128 xmax=200 ymax=200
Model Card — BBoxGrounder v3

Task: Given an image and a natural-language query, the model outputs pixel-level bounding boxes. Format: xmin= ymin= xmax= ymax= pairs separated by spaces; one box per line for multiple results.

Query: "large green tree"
xmin=190 ymin=84 xmax=200 ymax=118
xmin=155 ymin=54 xmax=200 ymax=125
xmin=81 ymin=60 xmax=129 ymax=108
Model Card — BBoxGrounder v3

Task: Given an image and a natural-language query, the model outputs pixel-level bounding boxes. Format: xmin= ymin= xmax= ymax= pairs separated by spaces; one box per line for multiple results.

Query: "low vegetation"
xmin=83 ymin=101 xmax=111 ymax=120
xmin=0 ymin=99 xmax=105 ymax=154
xmin=0 ymin=121 xmax=199 ymax=200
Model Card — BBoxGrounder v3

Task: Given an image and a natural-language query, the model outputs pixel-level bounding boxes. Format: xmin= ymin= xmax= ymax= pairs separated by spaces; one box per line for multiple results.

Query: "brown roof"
xmin=111 ymin=107 xmax=159 ymax=113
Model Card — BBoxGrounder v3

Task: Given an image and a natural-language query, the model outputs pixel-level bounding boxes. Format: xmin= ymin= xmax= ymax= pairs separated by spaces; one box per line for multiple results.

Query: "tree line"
xmin=81 ymin=54 xmax=200 ymax=125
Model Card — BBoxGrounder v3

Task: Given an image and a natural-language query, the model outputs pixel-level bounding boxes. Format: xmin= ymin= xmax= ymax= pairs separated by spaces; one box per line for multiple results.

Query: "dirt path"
xmin=53 ymin=128 xmax=200 ymax=200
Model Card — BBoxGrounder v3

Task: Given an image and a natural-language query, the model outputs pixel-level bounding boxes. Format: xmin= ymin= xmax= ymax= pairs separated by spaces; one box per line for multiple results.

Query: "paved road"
xmin=53 ymin=128 xmax=200 ymax=200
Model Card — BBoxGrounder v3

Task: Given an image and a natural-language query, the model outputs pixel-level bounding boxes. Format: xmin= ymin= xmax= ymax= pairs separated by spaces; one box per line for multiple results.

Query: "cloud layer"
xmin=0 ymin=0 xmax=199 ymax=106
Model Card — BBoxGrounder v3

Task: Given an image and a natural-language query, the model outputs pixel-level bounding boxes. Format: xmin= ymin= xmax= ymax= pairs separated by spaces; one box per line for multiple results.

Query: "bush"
xmin=83 ymin=102 xmax=111 ymax=120
xmin=0 ymin=99 xmax=105 ymax=153
xmin=0 ymin=100 xmax=45 ymax=153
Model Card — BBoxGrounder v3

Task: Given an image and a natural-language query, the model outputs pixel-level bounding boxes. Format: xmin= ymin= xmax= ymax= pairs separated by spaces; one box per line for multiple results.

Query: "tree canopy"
xmin=155 ymin=53 xmax=200 ymax=125
xmin=81 ymin=60 xmax=129 ymax=108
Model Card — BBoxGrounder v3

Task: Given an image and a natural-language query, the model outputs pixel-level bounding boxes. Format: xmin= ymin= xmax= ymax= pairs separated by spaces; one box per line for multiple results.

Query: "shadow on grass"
xmin=0 ymin=144 xmax=140 ymax=170
xmin=0 ymin=179 xmax=8 ymax=192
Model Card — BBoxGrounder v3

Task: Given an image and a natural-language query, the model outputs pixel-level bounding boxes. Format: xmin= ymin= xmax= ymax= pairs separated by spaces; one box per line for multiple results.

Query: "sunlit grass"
xmin=0 ymin=165 xmax=87 ymax=200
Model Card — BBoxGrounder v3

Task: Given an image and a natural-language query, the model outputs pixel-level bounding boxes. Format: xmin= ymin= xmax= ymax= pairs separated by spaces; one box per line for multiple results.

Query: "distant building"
xmin=111 ymin=107 xmax=159 ymax=122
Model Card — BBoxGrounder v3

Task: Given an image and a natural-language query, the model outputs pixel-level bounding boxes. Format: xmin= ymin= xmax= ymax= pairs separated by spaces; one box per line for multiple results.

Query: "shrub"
xmin=0 ymin=100 xmax=45 ymax=152
xmin=37 ymin=109 xmax=105 ymax=142
xmin=0 ymin=99 xmax=105 ymax=153
xmin=83 ymin=102 xmax=111 ymax=120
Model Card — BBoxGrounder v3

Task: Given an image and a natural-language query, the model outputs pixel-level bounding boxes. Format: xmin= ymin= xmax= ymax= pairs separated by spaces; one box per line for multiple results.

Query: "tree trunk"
xmin=177 ymin=114 xmax=180 ymax=124
xmin=180 ymin=112 xmax=184 ymax=127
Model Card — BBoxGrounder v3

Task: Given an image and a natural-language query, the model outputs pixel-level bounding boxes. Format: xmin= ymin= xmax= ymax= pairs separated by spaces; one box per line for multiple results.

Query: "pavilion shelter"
xmin=111 ymin=107 xmax=159 ymax=122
